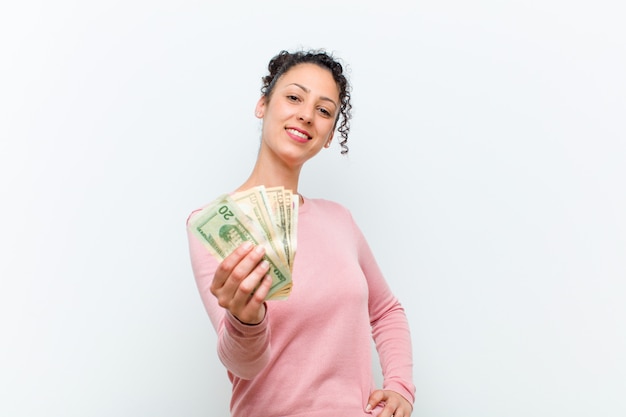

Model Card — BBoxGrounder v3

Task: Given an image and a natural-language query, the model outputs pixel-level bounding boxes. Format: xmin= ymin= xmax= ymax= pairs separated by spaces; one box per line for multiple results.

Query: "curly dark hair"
xmin=261 ymin=49 xmax=352 ymax=155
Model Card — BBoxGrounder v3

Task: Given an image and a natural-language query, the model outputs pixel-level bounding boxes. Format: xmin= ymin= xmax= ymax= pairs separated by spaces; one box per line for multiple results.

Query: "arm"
xmin=351 ymin=216 xmax=416 ymax=413
xmin=186 ymin=214 xmax=272 ymax=379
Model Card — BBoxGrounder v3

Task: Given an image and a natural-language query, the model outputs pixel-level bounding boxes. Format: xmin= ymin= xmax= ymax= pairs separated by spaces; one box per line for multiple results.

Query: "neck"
xmin=237 ymin=159 xmax=302 ymax=195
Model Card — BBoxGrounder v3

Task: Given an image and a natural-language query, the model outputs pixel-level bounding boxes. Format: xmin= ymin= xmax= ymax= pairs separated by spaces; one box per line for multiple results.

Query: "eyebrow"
xmin=289 ymin=83 xmax=338 ymax=109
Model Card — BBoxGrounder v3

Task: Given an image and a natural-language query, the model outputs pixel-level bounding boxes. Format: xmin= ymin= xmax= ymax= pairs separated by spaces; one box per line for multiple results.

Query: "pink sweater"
xmin=187 ymin=197 xmax=415 ymax=417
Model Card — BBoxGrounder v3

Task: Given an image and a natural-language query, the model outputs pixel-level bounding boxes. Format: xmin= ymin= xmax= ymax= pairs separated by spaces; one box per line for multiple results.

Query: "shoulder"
xmin=186 ymin=204 xmax=208 ymax=225
xmin=306 ymin=197 xmax=352 ymax=216
xmin=305 ymin=198 xmax=360 ymax=230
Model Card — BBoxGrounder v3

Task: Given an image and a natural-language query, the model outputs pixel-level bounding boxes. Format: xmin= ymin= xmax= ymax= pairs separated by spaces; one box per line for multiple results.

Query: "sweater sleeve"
xmin=352 ymin=215 xmax=416 ymax=405
xmin=186 ymin=212 xmax=271 ymax=380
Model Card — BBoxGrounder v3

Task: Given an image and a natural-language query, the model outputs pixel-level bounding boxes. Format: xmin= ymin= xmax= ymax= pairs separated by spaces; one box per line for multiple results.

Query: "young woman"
xmin=187 ymin=49 xmax=415 ymax=417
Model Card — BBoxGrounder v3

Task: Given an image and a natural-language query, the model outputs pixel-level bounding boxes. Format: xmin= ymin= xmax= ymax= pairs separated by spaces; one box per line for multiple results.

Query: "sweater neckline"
xmin=298 ymin=195 xmax=310 ymax=215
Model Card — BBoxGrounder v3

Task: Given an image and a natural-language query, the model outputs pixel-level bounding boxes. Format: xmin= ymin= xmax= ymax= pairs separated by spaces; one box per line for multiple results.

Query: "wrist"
xmin=233 ymin=303 xmax=267 ymax=325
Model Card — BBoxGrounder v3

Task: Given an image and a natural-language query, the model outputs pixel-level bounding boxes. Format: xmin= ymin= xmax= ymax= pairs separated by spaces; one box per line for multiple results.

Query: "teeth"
xmin=287 ymin=128 xmax=309 ymax=140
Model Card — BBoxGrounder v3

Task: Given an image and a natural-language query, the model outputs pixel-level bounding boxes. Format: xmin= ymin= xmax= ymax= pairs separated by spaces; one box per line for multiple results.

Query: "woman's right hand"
xmin=210 ymin=241 xmax=272 ymax=325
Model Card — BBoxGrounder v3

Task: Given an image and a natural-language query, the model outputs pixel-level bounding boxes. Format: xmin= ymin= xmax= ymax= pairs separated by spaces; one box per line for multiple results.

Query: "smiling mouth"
xmin=286 ymin=128 xmax=311 ymax=140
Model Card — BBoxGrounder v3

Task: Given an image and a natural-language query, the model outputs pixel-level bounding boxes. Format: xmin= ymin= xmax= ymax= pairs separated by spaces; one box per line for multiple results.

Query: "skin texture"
xmin=260 ymin=50 xmax=352 ymax=154
xmin=209 ymin=62 xmax=412 ymax=417
xmin=251 ymin=63 xmax=338 ymax=190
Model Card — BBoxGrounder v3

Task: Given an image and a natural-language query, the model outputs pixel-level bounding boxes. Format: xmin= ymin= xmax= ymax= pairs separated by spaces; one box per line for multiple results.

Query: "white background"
xmin=1 ymin=1 xmax=625 ymax=416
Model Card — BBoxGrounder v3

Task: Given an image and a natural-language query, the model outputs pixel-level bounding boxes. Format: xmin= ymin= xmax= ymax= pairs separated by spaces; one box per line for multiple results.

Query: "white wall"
xmin=1 ymin=1 xmax=624 ymax=416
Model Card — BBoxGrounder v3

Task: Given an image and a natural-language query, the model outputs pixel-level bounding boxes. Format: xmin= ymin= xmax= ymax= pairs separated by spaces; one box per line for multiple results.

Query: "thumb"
xmin=365 ymin=389 xmax=386 ymax=413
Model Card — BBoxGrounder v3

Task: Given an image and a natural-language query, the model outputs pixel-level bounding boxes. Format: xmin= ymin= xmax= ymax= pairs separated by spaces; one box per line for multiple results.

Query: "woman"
xmin=187 ymin=49 xmax=415 ymax=417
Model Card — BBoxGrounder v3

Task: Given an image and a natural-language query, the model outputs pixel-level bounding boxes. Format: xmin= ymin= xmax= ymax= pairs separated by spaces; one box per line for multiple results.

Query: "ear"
xmin=255 ymin=96 xmax=266 ymax=118
xmin=324 ymin=131 xmax=335 ymax=148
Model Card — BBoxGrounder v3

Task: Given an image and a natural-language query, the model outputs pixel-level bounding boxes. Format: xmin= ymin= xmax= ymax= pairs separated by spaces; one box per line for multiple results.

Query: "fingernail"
xmin=242 ymin=241 xmax=253 ymax=250
xmin=365 ymin=404 xmax=372 ymax=412
xmin=254 ymin=245 xmax=265 ymax=255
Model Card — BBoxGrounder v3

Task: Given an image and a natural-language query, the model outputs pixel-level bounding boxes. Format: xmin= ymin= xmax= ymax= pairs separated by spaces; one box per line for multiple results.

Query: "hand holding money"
xmin=210 ymin=241 xmax=272 ymax=324
xmin=187 ymin=186 xmax=299 ymax=300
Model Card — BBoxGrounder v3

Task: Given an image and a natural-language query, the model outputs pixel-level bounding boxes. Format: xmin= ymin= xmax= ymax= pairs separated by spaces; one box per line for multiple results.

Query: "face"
xmin=255 ymin=63 xmax=340 ymax=168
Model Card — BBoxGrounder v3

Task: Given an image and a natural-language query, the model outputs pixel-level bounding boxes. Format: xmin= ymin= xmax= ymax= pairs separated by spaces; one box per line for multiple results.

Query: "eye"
xmin=318 ymin=107 xmax=332 ymax=117
xmin=287 ymin=95 xmax=300 ymax=102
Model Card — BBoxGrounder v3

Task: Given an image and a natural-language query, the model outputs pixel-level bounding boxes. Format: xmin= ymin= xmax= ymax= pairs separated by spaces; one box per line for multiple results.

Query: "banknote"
xmin=232 ymin=187 xmax=288 ymax=267
xmin=187 ymin=193 xmax=293 ymax=300
xmin=286 ymin=190 xmax=298 ymax=267
xmin=265 ymin=186 xmax=291 ymax=267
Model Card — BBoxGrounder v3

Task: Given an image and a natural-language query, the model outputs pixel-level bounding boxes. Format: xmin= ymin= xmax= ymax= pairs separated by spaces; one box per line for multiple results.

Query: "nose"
xmin=298 ymin=107 xmax=314 ymax=124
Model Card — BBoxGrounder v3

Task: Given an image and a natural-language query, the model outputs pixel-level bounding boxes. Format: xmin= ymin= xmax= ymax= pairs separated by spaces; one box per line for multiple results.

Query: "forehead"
xmin=275 ymin=63 xmax=340 ymax=99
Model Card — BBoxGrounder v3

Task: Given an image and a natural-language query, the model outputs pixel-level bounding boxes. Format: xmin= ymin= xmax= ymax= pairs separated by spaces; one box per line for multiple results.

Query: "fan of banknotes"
xmin=187 ymin=186 xmax=299 ymax=300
